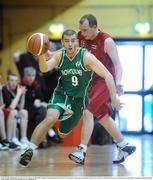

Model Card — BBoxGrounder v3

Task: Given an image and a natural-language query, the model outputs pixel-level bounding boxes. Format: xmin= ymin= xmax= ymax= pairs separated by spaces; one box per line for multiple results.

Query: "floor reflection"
xmin=0 ymin=134 xmax=153 ymax=177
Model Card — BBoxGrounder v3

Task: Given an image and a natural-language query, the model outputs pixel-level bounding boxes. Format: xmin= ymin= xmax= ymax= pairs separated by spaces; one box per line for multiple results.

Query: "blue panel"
xmin=144 ymin=95 xmax=153 ymax=132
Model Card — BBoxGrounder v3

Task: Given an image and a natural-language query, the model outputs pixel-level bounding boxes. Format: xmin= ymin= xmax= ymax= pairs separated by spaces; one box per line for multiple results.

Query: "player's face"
xmin=79 ymin=19 xmax=96 ymax=40
xmin=62 ymin=34 xmax=78 ymax=54
xmin=7 ymin=75 xmax=18 ymax=90
xmin=25 ymin=73 xmax=36 ymax=85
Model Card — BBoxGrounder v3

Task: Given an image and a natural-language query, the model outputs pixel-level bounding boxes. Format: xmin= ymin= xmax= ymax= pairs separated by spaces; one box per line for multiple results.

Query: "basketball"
xmin=27 ymin=33 xmax=49 ymax=56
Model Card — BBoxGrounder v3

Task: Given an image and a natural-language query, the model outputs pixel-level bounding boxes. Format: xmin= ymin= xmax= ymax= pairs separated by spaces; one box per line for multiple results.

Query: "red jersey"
xmin=78 ymin=31 xmax=116 ymax=119
xmin=78 ymin=31 xmax=115 ymax=82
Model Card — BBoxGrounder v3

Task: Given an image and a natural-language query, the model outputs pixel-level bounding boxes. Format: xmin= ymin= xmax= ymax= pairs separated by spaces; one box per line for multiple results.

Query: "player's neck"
xmin=66 ymin=48 xmax=79 ymax=60
xmin=90 ymin=29 xmax=99 ymax=40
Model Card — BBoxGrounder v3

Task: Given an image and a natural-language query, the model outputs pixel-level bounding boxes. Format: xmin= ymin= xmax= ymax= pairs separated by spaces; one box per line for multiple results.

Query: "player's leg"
xmin=81 ymin=110 xmax=94 ymax=145
xmin=68 ymin=82 xmax=106 ymax=165
xmin=19 ymin=108 xmax=60 ymax=166
xmin=30 ymin=109 xmax=60 ymax=146
xmin=6 ymin=109 xmax=18 ymax=141
xmin=18 ymin=109 xmax=29 ymax=145
xmin=68 ymin=109 xmax=93 ymax=165
xmin=69 ymin=110 xmax=136 ymax=165
xmin=0 ymin=109 xmax=6 ymax=141
xmin=19 ymin=87 xmax=66 ymax=166
xmin=100 ymin=114 xmax=123 ymax=143
xmin=0 ymin=109 xmax=9 ymax=150
xmin=1 ymin=108 xmax=20 ymax=150
xmin=99 ymin=114 xmax=136 ymax=164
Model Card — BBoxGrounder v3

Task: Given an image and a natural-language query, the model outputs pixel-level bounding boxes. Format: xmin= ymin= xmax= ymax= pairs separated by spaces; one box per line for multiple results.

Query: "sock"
xmin=79 ymin=144 xmax=87 ymax=152
xmin=48 ymin=128 xmax=56 ymax=137
xmin=117 ymin=140 xmax=128 ymax=148
xmin=28 ymin=142 xmax=38 ymax=150
xmin=20 ymin=137 xmax=28 ymax=141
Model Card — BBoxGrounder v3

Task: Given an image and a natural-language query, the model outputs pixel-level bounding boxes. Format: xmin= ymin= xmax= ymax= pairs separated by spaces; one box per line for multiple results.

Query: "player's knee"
xmin=44 ymin=109 xmax=59 ymax=125
xmin=19 ymin=109 xmax=28 ymax=118
xmin=9 ymin=109 xmax=18 ymax=118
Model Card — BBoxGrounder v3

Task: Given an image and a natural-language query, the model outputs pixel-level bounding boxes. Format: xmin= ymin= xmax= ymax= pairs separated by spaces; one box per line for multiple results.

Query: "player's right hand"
xmin=111 ymin=96 xmax=124 ymax=111
xmin=45 ymin=50 xmax=55 ymax=60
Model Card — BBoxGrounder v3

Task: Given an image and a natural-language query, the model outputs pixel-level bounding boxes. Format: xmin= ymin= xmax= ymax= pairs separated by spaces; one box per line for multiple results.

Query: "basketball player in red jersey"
xmin=69 ymin=14 xmax=136 ymax=164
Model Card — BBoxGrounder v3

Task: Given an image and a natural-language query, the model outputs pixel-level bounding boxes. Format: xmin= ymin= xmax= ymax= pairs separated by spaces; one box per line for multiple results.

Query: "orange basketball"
xmin=27 ymin=33 xmax=49 ymax=56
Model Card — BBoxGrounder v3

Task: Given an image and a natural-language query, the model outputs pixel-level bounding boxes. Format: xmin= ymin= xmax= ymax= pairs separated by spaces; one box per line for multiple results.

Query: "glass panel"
xmin=144 ymin=45 xmax=153 ymax=90
xmin=117 ymin=45 xmax=143 ymax=91
xmin=115 ymin=94 xmax=142 ymax=132
xmin=144 ymin=95 xmax=153 ymax=132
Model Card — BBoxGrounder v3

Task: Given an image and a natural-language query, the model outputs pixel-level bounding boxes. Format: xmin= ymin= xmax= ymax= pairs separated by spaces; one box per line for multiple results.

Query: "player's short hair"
xmin=80 ymin=14 xmax=97 ymax=27
xmin=7 ymin=73 xmax=18 ymax=81
xmin=24 ymin=66 xmax=36 ymax=75
xmin=62 ymin=29 xmax=77 ymax=39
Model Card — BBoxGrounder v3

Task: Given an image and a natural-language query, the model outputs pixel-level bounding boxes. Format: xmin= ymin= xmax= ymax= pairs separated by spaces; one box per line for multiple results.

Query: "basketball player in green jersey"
xmin=19 ymin=29 xmax=123 ymax=166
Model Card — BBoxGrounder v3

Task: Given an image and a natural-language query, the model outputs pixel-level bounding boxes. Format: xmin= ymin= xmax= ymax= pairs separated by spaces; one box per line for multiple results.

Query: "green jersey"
xmin=57 ymin=48 xmax=93 ymax=98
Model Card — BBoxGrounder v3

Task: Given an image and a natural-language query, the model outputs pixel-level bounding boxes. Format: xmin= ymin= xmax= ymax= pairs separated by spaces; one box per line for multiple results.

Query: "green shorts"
xmin=47 ymin=86 xmax=88 ymax=135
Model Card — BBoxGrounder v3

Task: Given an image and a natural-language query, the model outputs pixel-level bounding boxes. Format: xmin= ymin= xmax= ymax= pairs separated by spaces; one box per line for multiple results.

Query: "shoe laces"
xmin=120 ymin=143 xmax=129 ymax=150
xmin=116 ymin=145 xmax=129 ymax=160
xmin=76 ymin=146 xmax=85 ymax=153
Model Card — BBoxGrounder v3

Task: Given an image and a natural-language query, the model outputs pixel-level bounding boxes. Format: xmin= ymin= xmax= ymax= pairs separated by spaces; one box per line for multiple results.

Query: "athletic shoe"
xmin=20 ymin=137 xmax=30 ymax=145
xmin=9 ymin=142 xmax=21 ymax=150
xmin=19 ymin=149 xmax=33 ymax=166
xmin=12 ymin=137 xmax=22 ymax=146
xmin=1 ymin=139 xmax=20 ymax=150
xmin=0 ymin=143 xmax=9 ymax=150
xmin=113 ymin=143 xmax=136 ymax=164
xmin=20 ymin=137 xmax=31 ymax=149
xmin=12 ymin=137 xmax=29 ymax=149
xmin=68 ymin=146 xmax=86 ymax=165
xmin=48 ymin=134 xmax=62 ymax=144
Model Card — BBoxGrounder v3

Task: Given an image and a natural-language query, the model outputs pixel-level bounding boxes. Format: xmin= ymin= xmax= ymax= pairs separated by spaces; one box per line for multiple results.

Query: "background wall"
xmin=0 ymin=0 xmax=153 ymax=82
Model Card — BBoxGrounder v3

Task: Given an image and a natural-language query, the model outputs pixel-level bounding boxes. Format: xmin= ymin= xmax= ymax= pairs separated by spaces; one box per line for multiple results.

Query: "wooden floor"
xmin=0 ymin=134 xmax=153 ymax=177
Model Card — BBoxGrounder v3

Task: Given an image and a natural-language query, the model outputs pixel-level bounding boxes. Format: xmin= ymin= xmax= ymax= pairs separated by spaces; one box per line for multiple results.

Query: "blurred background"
xmin=0 ymin=0 xmax=153 ymax=135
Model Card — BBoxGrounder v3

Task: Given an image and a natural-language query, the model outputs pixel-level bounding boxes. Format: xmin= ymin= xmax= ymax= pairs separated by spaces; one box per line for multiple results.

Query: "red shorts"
xmin=3 ymin=108 xmax=12 ymax=121
xmin=87 ymin=78 xmax=112 ymax=120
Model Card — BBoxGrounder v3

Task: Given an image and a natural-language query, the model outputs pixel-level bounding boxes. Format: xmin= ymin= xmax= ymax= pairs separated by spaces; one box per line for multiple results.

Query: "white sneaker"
xmin=12 ymin=137 xmax=27 ymax=149
xmin=20 ymin=138 xmax=31 ymax=149
xmin=113 ymin=143 xmax=136 ymax=164
xmin=12 ymin=137 xmax=22 ymax=146
xmin=68 ymin=146 xmax=86 ymax=165
xmin=0 ymin=143 xmax=9 ymax=150
xmin=20 ymin=143 xmax=29 ymax=150
xmin=20 ymin=137 xmax=30 ymax=145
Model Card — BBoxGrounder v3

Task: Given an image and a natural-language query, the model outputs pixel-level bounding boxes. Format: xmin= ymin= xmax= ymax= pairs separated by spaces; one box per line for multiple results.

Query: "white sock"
xmin=117 ymin=140 xmax=128 ymax=148
xmin=28 ymin=142 xmax=38 ymax=150
xmin=48 ymin=128 xmax=56 ymax=137
xmin=20 ymin=137 xmax=28 ymax=141
xmin=79 ymin=144 xmax=87 ymax=152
